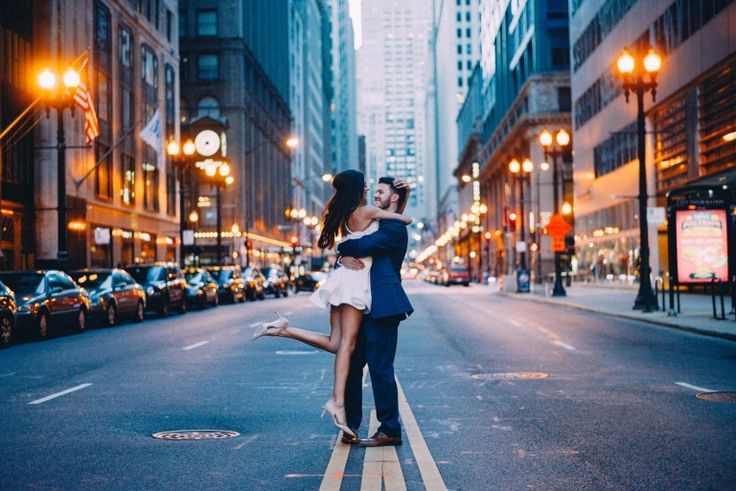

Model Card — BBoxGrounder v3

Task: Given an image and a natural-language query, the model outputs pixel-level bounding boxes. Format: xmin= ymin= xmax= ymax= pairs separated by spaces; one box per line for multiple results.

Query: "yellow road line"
xmin=361 ymin=411 xmax=382 ymax=491
xmin=397 ymin=377 xmax=448 ymax=491
xmin=319 ymin=432 xmax=352 ymax=491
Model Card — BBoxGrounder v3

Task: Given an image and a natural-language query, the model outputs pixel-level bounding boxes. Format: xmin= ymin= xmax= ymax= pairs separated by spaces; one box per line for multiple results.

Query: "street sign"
xmin=647 ymin=206 xmax=665 ymax=225
xmin=183 ymin=230 xmax=195 ymax=246
xmin=552 ymin=237 xmax=566 ymax=252
xmin=545 ymin=214 xmax=573 ymax=237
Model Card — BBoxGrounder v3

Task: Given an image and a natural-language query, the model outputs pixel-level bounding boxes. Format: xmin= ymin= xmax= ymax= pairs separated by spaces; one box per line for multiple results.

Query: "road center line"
xmin=28 ymin=383 xmax=93 ymax=405
xmin=675 ymin=382 xmax=715 ymax=392
xmin=361 ymin=411 xmax=383 ymax=491
xmin=396 ymin=376 xmax=448 ymax=491
xmin=248 ymin=322 xmax=261 ymax=328
xmin=183 ymin=341 xmax=209 ymax=351
xmin=553 ymin=340 xmax=576 ymax=351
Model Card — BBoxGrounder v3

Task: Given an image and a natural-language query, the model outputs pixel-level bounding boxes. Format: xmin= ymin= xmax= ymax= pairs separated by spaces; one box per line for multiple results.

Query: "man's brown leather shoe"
xmin=341 ymin=430 xmax=359 ymax=444
xmin=356 ymin=431 xmax=402 ymax=447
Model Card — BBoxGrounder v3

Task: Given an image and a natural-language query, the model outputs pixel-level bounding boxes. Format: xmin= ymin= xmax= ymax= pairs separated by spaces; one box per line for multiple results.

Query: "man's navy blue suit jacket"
xmin=336 ymin=218 xmax=413 ymax=321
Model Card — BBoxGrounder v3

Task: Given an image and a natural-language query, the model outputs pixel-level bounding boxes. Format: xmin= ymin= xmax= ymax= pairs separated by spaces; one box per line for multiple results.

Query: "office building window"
xmin=166 ymin=168 xmax=176 ymax=216
xmin=466 ymin=44 xmax=471 ymax=54
xmin=142 ymin=148 xmax=159 ymax=211
xmin=95 ymin=143 xmax=113 ymax=199
xmin=456 ymin=12 xmax=461 ymax=22
xmin=457 ymin=60 xmax=463 ymax=70
xmin=165 ymin=64 xmax=175 ymax=137
xmin=653 ymin=95 xmax=688 ymax=190
xmin=94 ymin=1 xmax=112 ymax=199
xmin=179 ymin=9 xmax=186 ymax=37
xmin=457 ymin=45 xmax=462 ymax=54
xmin=197 ymin=54 xmax=218 ymax=80
xmin=458 ymin=77 xmax=463 ymax=87
xmin=699 ymin=56 xmax=736 ymax=175
xmin=166 ymin=9 xmax=174 ymax=42
xmin=121 ymin=154 xmax=135 ymax=206
xmin=457 ymin=28 xmax=462 ymax=38
xmin=466 ymin=28 xmax=471 ymax=37
xmin=593 ymin=121 xmax=637 ymax=178
xmin=557 ymin=87 xmax=571 ymax=112
xmin=466 ymin=60 xmax=472 ymax=70
xmin=196 ymin=9 xmax=217 ymax=36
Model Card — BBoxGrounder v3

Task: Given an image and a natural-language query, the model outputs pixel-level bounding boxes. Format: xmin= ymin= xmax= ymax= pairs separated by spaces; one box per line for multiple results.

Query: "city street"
xmin=2 ymin=281 xmax=736 ymax=490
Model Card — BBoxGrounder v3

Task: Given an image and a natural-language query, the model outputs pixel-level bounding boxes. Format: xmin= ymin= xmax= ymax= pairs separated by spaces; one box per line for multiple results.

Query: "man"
xmin=336 ymin=177 xmax=413 ymax=447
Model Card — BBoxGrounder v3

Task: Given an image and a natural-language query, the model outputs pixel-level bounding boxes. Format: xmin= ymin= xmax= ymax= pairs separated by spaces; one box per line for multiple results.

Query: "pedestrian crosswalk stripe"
xmin=396 ymin=377 xmax=448 ymax=491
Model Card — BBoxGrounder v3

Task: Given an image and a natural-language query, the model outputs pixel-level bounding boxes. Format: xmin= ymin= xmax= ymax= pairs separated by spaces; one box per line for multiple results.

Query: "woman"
xmin=251 ymin=170 xmax=411 ymax=436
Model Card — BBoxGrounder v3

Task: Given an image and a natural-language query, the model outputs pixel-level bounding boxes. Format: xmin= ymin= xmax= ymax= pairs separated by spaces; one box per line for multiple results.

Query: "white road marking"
xmin=283 ymin=311 xmax=293 ymax=316
xmin=675 ymin=382 xmax=715 ymax=392
xmin=275 ymin=350 xmax=319 ymax=355
xmin=248 ymin=322 xmax=261 ymax=328
xmin=509 ymin=319 xmax=522 ymax=327
xmin=1 ymin=372 xmax=16 ymax=377
xmin=28 ymin=383 xmax=93 ymax=405
xmin=233 ymin=435 xmax=259 ymax=450
xmin=553 ymin=340 xmax=576 ymax=351
xmin=183 ymin=341 xmax=209 ymax=351
xmin=396 ymin=377 xmax=448 ymax=491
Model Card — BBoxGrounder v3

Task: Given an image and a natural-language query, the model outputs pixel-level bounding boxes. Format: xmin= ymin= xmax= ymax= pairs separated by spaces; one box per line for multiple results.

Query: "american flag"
xmin=72 ymin=81 xmax=100 ymax=144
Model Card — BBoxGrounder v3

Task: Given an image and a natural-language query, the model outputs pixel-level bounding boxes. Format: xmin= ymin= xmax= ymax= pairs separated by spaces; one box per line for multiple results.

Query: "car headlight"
xmin=146 ymin=286 xmax=155 ymax=296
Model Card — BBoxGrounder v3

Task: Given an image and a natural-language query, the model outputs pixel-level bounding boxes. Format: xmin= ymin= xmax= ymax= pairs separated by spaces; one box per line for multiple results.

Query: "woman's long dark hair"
xmin=318 ymin=169 xmax=365 ymax=249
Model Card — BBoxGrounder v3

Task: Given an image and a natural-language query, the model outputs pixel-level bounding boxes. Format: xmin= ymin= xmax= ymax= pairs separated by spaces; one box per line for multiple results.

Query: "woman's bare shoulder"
xmin=348 ymin=206 xmax=376 ymax=232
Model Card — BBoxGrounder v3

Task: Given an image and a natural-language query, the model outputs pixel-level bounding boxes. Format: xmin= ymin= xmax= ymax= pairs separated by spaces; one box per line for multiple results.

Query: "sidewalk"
xmin=499 ymin=282 xmax=736 ymax=341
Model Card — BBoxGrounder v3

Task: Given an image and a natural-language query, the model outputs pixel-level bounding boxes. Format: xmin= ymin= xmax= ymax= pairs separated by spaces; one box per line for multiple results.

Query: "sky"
xmin=348 ymin=0 xmax=362 ymax=49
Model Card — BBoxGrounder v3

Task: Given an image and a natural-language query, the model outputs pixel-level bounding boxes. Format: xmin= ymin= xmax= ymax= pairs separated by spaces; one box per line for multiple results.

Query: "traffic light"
xmin=484 ymin=231 xmax=492 ymax=241
xmin=246 ymin=239 xmax=253 ymax=250
xmin=506 ymin=210 xmax=518 ymax=232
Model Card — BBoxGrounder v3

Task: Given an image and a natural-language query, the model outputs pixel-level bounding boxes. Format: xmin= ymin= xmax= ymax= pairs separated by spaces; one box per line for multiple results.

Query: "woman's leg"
xmin=276 ymin=307 xmax=341 ymax=353
xmin=332 ymin=305 xmax=363 ymax=407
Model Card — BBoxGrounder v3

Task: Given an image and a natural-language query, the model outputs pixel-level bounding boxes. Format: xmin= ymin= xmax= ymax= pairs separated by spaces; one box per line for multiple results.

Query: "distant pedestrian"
xmin=251 ymin=171 xmax=413 ymax=445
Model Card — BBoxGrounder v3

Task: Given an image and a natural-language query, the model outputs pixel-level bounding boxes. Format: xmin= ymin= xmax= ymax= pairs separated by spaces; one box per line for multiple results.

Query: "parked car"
xmin=68 ymin=269 xmax=146 ymax=326
xmin=243 ymin=267 xmax=266 ymax=300
xmin=207 ymin=265 xmax=246 ymax=303
xmin=0 ymin=270 xmax=90 ymax=339
xmin=261 ymin=266 xmax=289 ymax=297
xmin=293 ymin=272 xmax=327 ymax=293
xmin=184 ymin=268 xmax=219 ymax=308
xmin=444 ymin=266 xmax=470 ymax=286
xmin=126 ymin=263 xmax=187 ymax=316
xmin=0 ymin=280 xmax=17 ymax=347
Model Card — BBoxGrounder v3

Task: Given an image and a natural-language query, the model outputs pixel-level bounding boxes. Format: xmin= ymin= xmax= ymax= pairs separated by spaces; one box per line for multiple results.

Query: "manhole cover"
xmin=151 ymin=430 xmax=240 ymax=440
xmin=695 ymin=392 xmax=736 ymax=403
xmin=471 ymin=372 xmax=549 ymax=381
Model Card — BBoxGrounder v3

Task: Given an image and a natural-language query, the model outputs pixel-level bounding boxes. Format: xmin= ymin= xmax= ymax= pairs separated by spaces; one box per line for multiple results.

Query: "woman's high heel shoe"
xmin=251 ymin=312 xmax=289 ymax=341
xmin=322 ymin=399 xmax=355 ymax=437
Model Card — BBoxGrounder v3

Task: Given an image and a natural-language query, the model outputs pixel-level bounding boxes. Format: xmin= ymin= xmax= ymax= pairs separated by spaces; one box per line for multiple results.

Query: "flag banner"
xmin=140 ymin=109 xmax=164 ymax=167
xmin=72 ymin=81 xmax=100 ymax=144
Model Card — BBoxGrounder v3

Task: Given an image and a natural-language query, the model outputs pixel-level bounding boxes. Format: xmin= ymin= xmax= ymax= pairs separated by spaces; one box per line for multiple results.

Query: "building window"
xmin=142 ymin=149 xmax=159 ymax=211
xmin=557 ymin=86 xmax=571 ymax=112
xmin=456 ymin=28 xmax=462 ymax=38
xmin=95 ymin=143 xmax=113 ymax=199
xmin=197 ymin=54 xmax=218 ymax=80
xmin=121 ymin=154 xmax=135 ymax=206
xmin=466 ymin=28 xmax=471 ymax=37
xmin=141 ymin=45 xmax=158 ymax=89
xmin=593 ymin=121 xmax=637 ymax=178
xmin=165 ymin=64 xmax=176 ymax=137
xmin=196 ymin=9 xmax=217 ymax=36
xmin=457 ymin=45 xmax=462 ymax=54
xmin=466 ymin=43 xmax=471 ymax=54
xmin=466 ymin=60 xmax=472 ymax=70
xmin=466 ymin=12 xmax=470 ymax=21
xmin=179 ymin=9 xmax=186 ymax=37
xmin=458 ymin=77 xmax=463 ymax=87
xmin=698 ymin=55 xmax=736 ymax=176
xmin=456 ymin=12 xmax=461 ymax=22
xmin=457 ymin=60 xmax=463 ymax=70
xmin=119 ymin=26 xmax=133 ymax=68
xmin=166 ymin=8 xmax=174 ymax=42
xmin=166 ymin=168 xmax=176 ymax=216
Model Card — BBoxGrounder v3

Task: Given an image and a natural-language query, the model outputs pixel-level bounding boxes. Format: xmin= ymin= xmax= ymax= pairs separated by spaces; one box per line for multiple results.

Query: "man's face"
xmin=374 ymin=183 xmax=394 ymax=210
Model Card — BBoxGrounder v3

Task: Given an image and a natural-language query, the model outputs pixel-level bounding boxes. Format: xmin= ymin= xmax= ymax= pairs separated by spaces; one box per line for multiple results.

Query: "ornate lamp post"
xmin=508 ymin=158 xmax=533 ymax=271
xmin=167 ymin=139 xmax=197 ymax=266
xmin=616 ymin=47 xmax=662 ymax=312
xmin=203 ymin=161 xmax=234 ymax=264
xmin=38 ymin=67 xmax=81 ymax=265
xmin=539 ymin=128 xmax=571 ymax=297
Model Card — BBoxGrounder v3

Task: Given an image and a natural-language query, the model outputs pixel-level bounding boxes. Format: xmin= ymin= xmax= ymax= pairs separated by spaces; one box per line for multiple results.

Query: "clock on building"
xmin=194 ymin=129 xmax=221 ymax=157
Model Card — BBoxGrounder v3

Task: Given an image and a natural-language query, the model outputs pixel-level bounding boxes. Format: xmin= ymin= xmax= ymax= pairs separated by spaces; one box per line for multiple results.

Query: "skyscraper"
xmin=357 ymin=0 xmax=434 ymax=218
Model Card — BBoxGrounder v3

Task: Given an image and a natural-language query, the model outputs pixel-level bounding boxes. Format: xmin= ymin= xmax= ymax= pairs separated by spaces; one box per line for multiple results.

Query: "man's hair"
xmin=378 ymin=176 xmax=407 ymax=210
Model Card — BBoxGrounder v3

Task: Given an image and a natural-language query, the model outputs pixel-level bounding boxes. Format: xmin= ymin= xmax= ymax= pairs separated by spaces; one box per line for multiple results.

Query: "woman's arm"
xmin=337 ymin=219 xmax=408 ymax=257
xmin=363 ymin=206 xmax=412 ymax=225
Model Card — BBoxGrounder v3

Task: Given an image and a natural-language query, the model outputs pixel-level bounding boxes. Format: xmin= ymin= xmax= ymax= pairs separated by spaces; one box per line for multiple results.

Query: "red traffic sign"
xmin=551 ymin=237 xmax=566 ymax=252
xmin=545 ymin=214 xmax=572 ymax=238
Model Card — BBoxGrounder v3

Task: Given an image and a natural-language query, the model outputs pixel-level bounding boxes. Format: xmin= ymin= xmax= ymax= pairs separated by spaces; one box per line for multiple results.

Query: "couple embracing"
xmin=252 ymin=170 xmax=413 ymax=447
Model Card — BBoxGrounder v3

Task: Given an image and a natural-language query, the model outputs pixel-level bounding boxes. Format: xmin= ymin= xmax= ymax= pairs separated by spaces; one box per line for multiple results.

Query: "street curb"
xmin=496 ymin=291 xmax=736 ymax=343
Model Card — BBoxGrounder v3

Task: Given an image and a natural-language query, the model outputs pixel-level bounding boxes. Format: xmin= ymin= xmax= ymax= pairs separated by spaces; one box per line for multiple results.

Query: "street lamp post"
xmin=203 ymin=161 xmax=233 ymax=264
xmin=509 ymin=158 xmax=533 ymax=270
xmin=38 ymin=67 xmax=81 ymax=266
xmin=617 ymin=47 xmax=662 ymax=312
xmin=539 ymin=128 xmax=571 ymax=297
xmin=167 ymin=139 xmax=196 ymax=266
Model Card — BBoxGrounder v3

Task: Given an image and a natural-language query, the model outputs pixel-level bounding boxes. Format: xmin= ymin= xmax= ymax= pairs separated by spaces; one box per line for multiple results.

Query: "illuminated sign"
xmin=675 ymin=210 xmax=729 ymax=283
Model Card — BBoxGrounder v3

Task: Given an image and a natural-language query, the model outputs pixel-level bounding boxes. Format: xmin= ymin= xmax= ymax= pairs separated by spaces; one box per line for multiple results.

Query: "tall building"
xmin=432 ymin=0 xmax=481 ymax=228
xmin=438 ymin=0 xmax=572 ymax=284
xmin=571 ymin=0 xmax=736 ymax=277
xmin=0 ymin=0 xmax=181 ymax=269
xmin=180 ymin=0 xmax=294 ymax=265
xmin=289 ymin=0 xmax=334 ymax=244
xmin=357 ymin=0 xmax=434 ymax=219
xmin=328 ymin=0 xmax=358 ymax=173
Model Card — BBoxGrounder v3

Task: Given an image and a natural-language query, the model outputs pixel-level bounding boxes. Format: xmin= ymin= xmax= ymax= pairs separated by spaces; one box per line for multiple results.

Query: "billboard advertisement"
xmin=675 ymin=209 xmax=729 ymax=283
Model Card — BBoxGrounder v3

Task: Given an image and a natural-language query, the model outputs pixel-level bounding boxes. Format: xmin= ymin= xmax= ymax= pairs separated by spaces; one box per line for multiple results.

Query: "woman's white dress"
xmin=309 ymin=221 xmax=378 ymax=313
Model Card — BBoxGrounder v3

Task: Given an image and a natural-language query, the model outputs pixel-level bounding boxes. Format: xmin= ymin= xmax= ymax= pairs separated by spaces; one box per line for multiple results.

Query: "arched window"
xmin=197 ymin=96 xmax=220 ymax=118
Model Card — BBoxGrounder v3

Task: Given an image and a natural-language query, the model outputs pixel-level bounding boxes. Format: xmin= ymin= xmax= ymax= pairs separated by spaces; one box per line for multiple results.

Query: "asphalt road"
xmin=2 ymin=281 xmax=735 ymax=490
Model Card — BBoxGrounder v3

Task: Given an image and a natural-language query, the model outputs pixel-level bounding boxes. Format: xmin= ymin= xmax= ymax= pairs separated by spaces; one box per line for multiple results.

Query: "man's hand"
xmin=340 ymin=256 xmax=366 ymax=271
